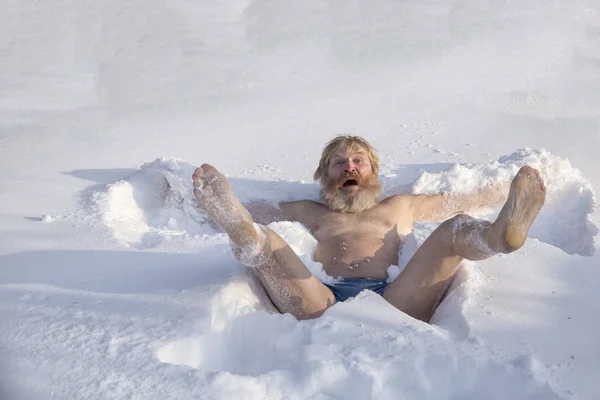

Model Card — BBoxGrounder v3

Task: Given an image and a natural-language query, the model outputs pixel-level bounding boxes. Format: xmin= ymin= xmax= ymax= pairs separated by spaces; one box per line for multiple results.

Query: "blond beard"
xmin=320 ymin=174 xmax=382 ymax=213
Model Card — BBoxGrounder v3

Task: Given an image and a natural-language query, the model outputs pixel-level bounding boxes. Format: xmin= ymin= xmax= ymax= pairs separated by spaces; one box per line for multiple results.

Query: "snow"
xmin=1 ymin=0 xmax=600 ymax=399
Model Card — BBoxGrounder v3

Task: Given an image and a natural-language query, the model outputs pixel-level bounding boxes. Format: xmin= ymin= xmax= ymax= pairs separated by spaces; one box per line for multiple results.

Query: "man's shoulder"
xmin=376 ymin=194 xmax=423 ymax=221
xmin=280 ymin=199 xmax=329 ymax=221
xmin=280 ymin=199 xmax=326 ymax=209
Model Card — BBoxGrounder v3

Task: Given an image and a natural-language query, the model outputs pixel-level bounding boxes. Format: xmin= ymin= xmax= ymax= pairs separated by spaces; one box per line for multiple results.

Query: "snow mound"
xmin=411 ymin=148 xmax=597 ymax=255
xmin=157 ymin=291 xmax=561 ymax=400
xmin=92 ymin=158 xmax=210 ymax=249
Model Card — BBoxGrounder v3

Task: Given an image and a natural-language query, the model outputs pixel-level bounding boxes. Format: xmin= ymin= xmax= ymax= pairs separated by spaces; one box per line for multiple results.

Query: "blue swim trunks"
xmin=324 ymin=278 xmax=389 ymax=302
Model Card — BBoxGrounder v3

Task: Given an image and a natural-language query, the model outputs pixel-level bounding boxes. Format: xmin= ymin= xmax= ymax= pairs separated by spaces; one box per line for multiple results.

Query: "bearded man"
xmin=192 ymin=135 xmax=546 ymax=322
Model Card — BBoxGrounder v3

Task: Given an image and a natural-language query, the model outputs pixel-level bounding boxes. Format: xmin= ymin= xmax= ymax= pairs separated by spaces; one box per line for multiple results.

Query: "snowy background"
xmin=1 ymin=0 xmax=599 ymax=399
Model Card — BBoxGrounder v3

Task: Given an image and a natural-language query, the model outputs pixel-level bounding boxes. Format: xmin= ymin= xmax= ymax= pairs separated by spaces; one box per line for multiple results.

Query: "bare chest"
xmin=308 ymin=210 xmax=406 ymax=279
xmin=310 ymin=211 xmax=396 ymax=240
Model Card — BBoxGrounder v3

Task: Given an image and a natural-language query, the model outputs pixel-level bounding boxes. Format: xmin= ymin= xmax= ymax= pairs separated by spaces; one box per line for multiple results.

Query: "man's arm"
xmin=244 ymin=200 xmax=290 ymax=225
xmin=407 ymin=183 xmax=509 ymax=222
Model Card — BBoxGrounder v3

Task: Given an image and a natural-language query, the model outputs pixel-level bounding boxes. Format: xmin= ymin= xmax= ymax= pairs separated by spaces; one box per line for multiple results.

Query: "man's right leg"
xmin=193 ymin=164 xmax=336 ymax=320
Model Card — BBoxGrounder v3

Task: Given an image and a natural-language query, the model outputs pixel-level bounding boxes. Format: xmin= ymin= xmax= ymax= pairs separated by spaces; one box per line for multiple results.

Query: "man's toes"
xmin=519 ymin=167 xmax=545 ymax=193
xmin=533 ymin=170 xmax=546 ymax=192
xmin=192 ymin=163 xmax=231 ymax=205
xmin=200 ymin=163 xmax=220 ymax=176
xmin=520 ymin=166 xmax=536 ymax=178
xmin=192 ymin=167 xmax=205 ymax=183
xmin=513 ymin=166 xmax=545 ymax=190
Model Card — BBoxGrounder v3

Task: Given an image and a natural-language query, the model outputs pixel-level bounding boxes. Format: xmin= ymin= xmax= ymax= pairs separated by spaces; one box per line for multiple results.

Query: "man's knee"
xmin=437 ymin=214 xmax=473 ymax=236
xmin=441 ymin=214 xmax=496 ymax=259
xmin=432 ymin=214 xmax=477 ymax=254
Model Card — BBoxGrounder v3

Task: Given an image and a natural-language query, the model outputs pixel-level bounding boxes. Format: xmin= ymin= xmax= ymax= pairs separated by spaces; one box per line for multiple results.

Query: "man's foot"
xmin=193 ymin=164 xmax=263 ymax=250
xmin=488 ymin=166 xmax=546 ymax=252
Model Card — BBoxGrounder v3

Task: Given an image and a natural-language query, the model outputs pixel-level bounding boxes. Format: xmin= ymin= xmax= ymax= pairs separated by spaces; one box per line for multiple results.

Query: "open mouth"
xmin=342 ymin=179 xmax=359 ymax=187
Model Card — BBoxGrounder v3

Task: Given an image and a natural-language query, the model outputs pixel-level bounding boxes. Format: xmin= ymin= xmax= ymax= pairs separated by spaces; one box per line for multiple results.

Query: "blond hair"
xmin=313 ymin=135 xmax=379 ymax=184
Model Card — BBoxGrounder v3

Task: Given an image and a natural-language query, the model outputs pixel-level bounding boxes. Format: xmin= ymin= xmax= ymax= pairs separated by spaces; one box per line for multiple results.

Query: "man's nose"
xmin=344 ymin=161 xmax=356 ymax=172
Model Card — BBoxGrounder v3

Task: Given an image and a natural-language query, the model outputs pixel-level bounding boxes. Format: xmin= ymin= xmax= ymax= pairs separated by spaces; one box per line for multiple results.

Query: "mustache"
xmin=333 ymin=172 xmax=361 ymax=186
xmin=325 ymin=172 xmax=382 ymax=196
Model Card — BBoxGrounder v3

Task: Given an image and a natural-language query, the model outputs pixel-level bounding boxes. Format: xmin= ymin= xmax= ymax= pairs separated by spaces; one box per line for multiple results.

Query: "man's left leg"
xmin=383 ymin=166 xmax=546 ymax=321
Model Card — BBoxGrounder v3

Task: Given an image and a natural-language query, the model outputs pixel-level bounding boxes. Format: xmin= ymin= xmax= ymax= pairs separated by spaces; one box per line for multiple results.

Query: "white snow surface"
xmin=1 ymin=0 xmax=600 ymax=399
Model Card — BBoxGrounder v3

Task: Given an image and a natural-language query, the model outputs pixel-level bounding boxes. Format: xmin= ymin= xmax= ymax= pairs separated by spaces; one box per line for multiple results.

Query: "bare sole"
xmin=192 ymin=164 xmax=261 ymax=248
xmin=490 ymin=166 xmax=546 ymax=252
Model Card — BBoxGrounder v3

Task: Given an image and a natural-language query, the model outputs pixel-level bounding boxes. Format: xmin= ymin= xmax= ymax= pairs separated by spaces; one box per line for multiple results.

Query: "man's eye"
xmin=354 ymin=159 xmax=363 ymax=164
xmin=336 ymin=160 xmax=344 ymax=165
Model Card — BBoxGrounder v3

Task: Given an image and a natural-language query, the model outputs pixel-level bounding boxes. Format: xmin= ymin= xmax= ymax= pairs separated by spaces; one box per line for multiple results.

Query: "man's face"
xmin=326 ymin=148 xmax=374 ymax=189
xmin=320 ymin=146 xmax=382 ymax=213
